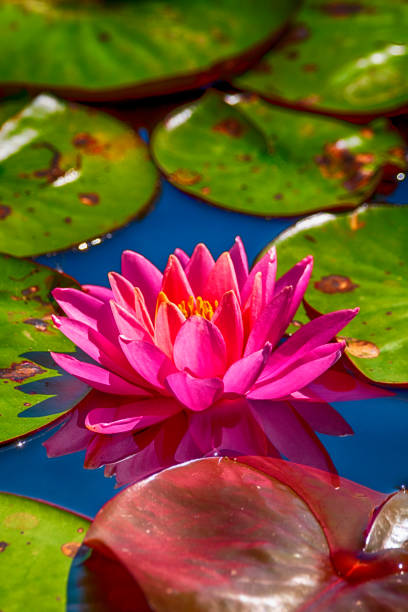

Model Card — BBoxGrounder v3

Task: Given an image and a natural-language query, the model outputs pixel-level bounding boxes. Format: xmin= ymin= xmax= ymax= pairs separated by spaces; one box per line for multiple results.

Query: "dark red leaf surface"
xmin=82 ymin=458 xmax=408 ymax=611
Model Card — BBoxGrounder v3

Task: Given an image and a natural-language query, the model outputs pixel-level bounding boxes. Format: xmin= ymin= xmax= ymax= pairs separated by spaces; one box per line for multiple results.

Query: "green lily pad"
xmin=266 ymin=204 xmax=408 ymax=386
xmin=152 ymin=90 xmax=405 ymax=216
xmin=236 ymin=0 xmax=408 ymax=117
xmin=0 ymin=93 xmax=159 ymax=257
xmin=0 ymin=254 xmax=89 ymax=445
xmin=0 ymin=491 xmax=89 ymax=612
xmin=0 ymin=0 xmax=296 ymax=101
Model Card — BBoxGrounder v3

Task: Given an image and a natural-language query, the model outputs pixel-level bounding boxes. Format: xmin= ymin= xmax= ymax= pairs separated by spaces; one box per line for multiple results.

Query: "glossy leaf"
xmin=265 ymin=204 xmax=408 ymax=385
xmin=236 ymin=0 xmax=408 ymax=117
xmin=0 ymin=1 xmax=296 ymax=101
xmin=83 ymin=457 xmax=408 ymax=611
xmin=0 ymin=94 xmax=159 ymax=257
xmin=0 ymin=491 xmax=89 ymax=611
xmin=152 ymin=91 xmax=404 ymax=216
xmin=0 ymin=254 xmax=89 ymax=445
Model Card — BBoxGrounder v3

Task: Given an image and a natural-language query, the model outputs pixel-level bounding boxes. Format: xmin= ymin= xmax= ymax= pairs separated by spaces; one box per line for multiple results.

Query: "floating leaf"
xmin=0 ymin=94 xmax=159 ymax=257
xmin=152 ymin=91 xmax=404 ymax=216
xmin=0 ymin=254 xmax=89 ymax=445
xmin=264 ymin=204 xmax=408 ymax=385
xmin=0 ymin=491 xmax=89 ymax=611
xmin=0 ymin=1 xmax=296 ymax=101
xmin=236 ymin=0 xmax=408 ymax=117
xmin=81 ymin=457 xmax=408 ymax=611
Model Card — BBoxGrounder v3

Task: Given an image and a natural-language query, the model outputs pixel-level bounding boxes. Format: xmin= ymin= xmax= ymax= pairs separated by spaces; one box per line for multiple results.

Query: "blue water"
xmin=1 ymin=177 xmax=408 ymax=518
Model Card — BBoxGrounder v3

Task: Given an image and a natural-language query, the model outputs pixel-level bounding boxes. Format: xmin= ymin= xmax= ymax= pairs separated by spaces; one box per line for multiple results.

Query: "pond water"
xmin=1 ymin=177 xmax=407 ymax=518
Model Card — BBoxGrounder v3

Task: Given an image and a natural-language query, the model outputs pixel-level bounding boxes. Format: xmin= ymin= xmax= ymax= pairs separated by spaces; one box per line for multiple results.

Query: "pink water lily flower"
xmin=47 ymin=238 xmax=382 ymax=485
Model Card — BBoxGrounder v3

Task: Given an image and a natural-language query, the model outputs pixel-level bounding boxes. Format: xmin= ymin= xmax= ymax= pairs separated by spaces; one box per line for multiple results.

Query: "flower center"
xmin=178 ymin=295 xmax=218 ymax=320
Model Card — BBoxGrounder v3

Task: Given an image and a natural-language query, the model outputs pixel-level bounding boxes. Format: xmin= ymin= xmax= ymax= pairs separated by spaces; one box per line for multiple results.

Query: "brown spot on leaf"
xmin=64 ymin=217 xmax=72 ymax=224
xmin=386 ymin=311 xmax=392 ymax=315
xmin=303 ymin=63 xmax=317 ymax=72
xmin=78 ymin=193 xmax=100 ymax=206
xmin=349 ymin=211 xmax=366 ymax=231
xmin=213 ymin=118 xmax=245 ymax=138
xmin=98 ymin=31 xmax=111 ymax=43
xmin=277 ymin=23 xmax=310 ymax=49
xmin=344 ymin=338 xmax=380 ymax=359
xmin=201 ymin=186 xmax=211 ymax=195
xmin=360 ymin=128 xmax=374 ymax=139
xmin=0 ymin=542 xmax=9 ymax=552
xmin=73 ymin=132 xmax=105 ymax=155
xmin=315 ymin=274 xmax=359 ymax=293
xmin=0 ymin=205 xmax=11 ymax=219
xmin=304 ymin=234 xmax=317 ymax=243
xmin=236 ymin=153 xmax=252 ymax=162
xmin=300 ymin=94 xmax=322 ymax=106
xmin=23 ymin=318 xmax=48 ymax=332
xmin=61 ymin=541 xmax=81 ymax=558
xmin=169 ymin=169 xmax=202 ymax=186
xmin=274 ymin=193 xmax=283 ymax=200
xmin=3 ymin=512 xmax=39 ymax=529
xmin=321 ymin=2 xmax=366 ymax=17
xmin=0 ymin=361 xmax=46 ymax=382
xmin=32 ymin=142 xmax=66 ymax=184
xmin=315 ymin=142 xmax=374 ymax=190
xmin=21 ymin=285 xmax=39 ymax=296
xmin=77 ymin=527 xmax=84 ymax=534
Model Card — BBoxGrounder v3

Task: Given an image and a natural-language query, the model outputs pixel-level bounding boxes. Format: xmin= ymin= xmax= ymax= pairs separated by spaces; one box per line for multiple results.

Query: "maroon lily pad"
xmin=81 ymin=457 xmax=408 ymax=611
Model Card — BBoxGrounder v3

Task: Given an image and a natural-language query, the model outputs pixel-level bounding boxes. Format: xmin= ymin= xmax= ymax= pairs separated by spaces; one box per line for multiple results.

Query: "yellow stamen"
xmin=178 ymin=295 xmax=218 ymax=320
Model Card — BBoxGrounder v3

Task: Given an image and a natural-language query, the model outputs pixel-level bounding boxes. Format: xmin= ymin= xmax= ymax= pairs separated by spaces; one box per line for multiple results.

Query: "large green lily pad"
xmin=0 ymin=93 xmax=159 ymax=257
xmin=236 ymin=0 xmax=408 ymax=117
xmin=0 ymin=254 xmax=89 ymax=445
xmin=0 ymin=492 xmax=89 ymax=611
xmin=0 ymin=0 xmax=296 ymax=100
xmin=152 ymin=91 xmax=405 ymax=216
xmin=267 ymin=205 xmax=408 ymax=386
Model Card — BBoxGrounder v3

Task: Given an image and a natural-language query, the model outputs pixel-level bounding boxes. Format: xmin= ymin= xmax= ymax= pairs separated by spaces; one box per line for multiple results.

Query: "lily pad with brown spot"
xmin=236 ymin=0 xmax=408 ymax=118
xmin=0 ymin=94 xmax=159 ymax=257
xmin=0 ymin=0 xmax=296 ymax=101
xmin=151 ymin=91 xmax=405 ymax=217
xmin=0 ymin=491 xmax=89 ymax=611
xmin=0 ymin=253 xmax=89 ymax=445
xmin=264 ymin=204 xmax=408 ymax=385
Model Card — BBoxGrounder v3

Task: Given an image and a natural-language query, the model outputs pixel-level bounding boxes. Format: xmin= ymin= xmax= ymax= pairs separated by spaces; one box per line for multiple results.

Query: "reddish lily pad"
xmin=0 ymin=1 xmax=296 ymax=101
xmin=152 ymin=90 xmax=405 ymax=216
xmin=0 ymin=94 xmax=159 ymax=257
xmin=266 ymin=204 xmax=408 ymax=386
xmin=81 ymin=458 xmax=408 ymax=611
xmin=0 ymin=253 xmax=89 ymax=445
xmin=236 ymin=0 xmax=408 ymax=118
xmin=0 ymin=491 xmax=89 ymax=611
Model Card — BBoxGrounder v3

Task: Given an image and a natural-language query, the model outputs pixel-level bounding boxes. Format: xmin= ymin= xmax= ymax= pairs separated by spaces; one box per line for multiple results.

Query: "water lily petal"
xmin=274 ymin=255 xmax=313 ymax=325
xmin=52 ymin=287 xmax=103 ymax=330
xmin=229 ymin=236 xmax=249 ymax=293
xmin=162 ymin=254 xmax=195 ymax=305
xmin=248 ymin=343 xmax=343 ymax=400
xmin=166 ymin=371 xmax=223 ymax=411
xmin=243 ymin=271 xmax=263 ymax=332
xmin=211 ymin=398 xmax=270 ymax=456
xmin=108 ymin=271 xmax=136 ymax=311
xmin=223 ymin=344 xmax=271 ymax=394
xmin=121 ymin=250 xmax=163 ymax=317
xmin=154 ymin=299 xmax=186 ymax=359
xmin=83 ymin=284 xmax=113 ymax=302
xmin=212 ymin=290 xmax=244 ymax=365
xmin=244 ymin=286 xmax=293 ymax=356
xmin=204 ymin=251 xmax=240 ymax=304
xmin=173 ymin=315 xmax=227 ymax=378
xmin=120 ymin=337 xmax=176 ymax=389
xmin=52 ymin=315 xmax=135 ymax=381
xmin=173 ymin=247 xmax=190 ymax=268
xmin=85 ymin=397 xmax=181 ymax=434
xmin=185 ymin=243 xmax=215 ymax=297
xmin=260 ymin=309 xmax=358 ymax=382
xmin=249 ymin=399 xmax=337 ymax=473
xmin=241 ymin=245 xmax=276 ymax=306
xmin=51 ymin=352 xmax=151 ymax=396
xmin=110 ymin=301 xmax=152 ymax=342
